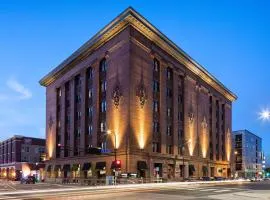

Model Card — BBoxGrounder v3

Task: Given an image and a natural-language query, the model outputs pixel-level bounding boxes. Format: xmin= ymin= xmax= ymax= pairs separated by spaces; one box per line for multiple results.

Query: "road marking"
xmin=213 ymin=189 xmax=231 ymax=193
xmin=199 ymin=188 xmax=217 ymax=191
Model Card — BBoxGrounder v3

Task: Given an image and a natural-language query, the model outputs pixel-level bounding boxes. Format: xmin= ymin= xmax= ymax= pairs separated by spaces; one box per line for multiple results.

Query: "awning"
xmin=82 ymin=163 xmax=91 ymax=171
xmin=95 ymin=162 xmax=106 ymax=170
xmin=46 ymin=165 xmax=52 ymax=172
xmin=54 ymin=165 xmax=61 ymax=172
xmin=62 ymin=164 xmax=70 ymax=172
xmin=137 ymin=161 xmax=148 ymax=170
xmin=71 ymin=164 xmax=80 ymax=171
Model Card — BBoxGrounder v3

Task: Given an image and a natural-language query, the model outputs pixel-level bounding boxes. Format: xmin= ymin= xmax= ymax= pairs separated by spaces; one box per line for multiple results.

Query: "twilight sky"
xmin=0 ymin=1 xmax=269 ymax=155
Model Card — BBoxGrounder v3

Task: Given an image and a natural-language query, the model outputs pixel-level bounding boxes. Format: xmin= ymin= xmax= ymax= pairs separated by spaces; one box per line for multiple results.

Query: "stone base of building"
xmin=44 ymin=151 xmax=230 ymax=182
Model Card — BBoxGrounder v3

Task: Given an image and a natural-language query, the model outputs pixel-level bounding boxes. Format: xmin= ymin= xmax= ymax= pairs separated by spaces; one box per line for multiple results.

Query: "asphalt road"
xmin=0 ymin=180 xmax=270 ymax=200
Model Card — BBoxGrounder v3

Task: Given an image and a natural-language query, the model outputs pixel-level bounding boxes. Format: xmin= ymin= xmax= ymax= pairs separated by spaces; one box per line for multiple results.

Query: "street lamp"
xmin=106 ymin=130 xmax=117 ymax=162
xmin=106 ymin=130 xmax=118 ymax=184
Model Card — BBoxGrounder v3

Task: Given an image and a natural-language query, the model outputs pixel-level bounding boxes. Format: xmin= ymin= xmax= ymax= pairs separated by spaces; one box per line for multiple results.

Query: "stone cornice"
xmin=39 ymin=7 xmax=237 ymax=102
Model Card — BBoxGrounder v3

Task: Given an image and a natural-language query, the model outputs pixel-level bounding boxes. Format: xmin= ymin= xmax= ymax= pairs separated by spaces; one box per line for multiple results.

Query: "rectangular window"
xmin=101 ymin=101 xmax=106 ymax=112
xmin=166 ymin=145 xmax=173 ymax=154
xmin=153 ymin=100 xmax=159 ymax=113
xmin=153 ymin=81 xmax=159 ymax=92
xmin=88 ymin=125 xmax=93 ymax=135
xmin=167 ymin=125 xmax=172 ymax=136
xmin=152 ymin=142 xmax=160 ymax=153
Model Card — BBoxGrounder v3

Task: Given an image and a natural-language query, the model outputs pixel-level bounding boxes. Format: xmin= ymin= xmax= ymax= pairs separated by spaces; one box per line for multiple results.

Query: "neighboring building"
xmin=0 ymin=135 xmax=45 ymax=180
xmin=233 ymin=130 xmax=263 ymax=178
xmin=40 ymin=7 xmax=237 ymax=181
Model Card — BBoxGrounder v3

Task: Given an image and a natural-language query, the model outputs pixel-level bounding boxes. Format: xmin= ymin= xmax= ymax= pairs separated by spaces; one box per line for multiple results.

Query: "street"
xmin=0 ymin=180 xmax=270 ymax=200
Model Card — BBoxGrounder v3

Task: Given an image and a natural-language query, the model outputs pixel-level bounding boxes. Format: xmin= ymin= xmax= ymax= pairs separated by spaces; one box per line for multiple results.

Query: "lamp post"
xmin=107 ymin=130 xmax=117 ymax=162
xmin=233 ymin=151 xmax=238 ymax=178
xmin=107 ymin=130 xmax=118 ymax=184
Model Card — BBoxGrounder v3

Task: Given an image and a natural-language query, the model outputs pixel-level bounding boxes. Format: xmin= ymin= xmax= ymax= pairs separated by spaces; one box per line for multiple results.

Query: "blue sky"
xmin=0 ymin=1 xmax=269 ymax=156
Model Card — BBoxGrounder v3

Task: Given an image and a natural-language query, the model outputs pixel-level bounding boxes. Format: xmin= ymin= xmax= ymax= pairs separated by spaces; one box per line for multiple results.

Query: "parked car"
xmin=201 ymin=177 xmax=211 ymax=181
xmin=214 ymin=176 xmax=225 ymax=181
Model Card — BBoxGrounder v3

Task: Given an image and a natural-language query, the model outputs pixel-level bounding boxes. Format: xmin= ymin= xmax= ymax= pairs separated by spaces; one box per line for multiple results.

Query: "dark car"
xmin=201 ymin=177 xmax=211 ymax=181
xmin=26 ymin=176 xmax=36 ymax=184
xmin=214 ymin=176 xmax=225 ymax=181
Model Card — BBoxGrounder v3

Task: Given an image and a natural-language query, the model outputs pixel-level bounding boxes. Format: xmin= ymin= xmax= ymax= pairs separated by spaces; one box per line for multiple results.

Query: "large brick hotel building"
xmin=40 ymin=7 xmax=237 ymax=181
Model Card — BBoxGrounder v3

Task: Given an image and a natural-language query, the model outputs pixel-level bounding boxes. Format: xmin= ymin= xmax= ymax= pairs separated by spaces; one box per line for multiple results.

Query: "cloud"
xmin=6 ymin=78 xmax=32 ymax=100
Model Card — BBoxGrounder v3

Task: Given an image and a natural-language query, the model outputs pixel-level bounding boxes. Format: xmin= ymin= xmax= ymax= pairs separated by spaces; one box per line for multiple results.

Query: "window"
xmin=87 ymin=67 xmax=93 ymax=79
xmin=154 ymin=59 xmax=160 ymax=72
xmin=88 ymin=89 xmax=93 ymax=99
xmin=76 ymin=94 xmax=81 ymax=103
xmin=76 ymin=128 xmax=81 ymax=137
xmin=101 ymin=81 xmax=107 ymax=93
xmin=88 ymin=125 xmax=93 ymax=135
xmin=101 ymin=100 xmax=106 ymax=112
xmin=167 ymin=125 xmax=172 ymax=136
xmin=166 ymin=88 xmax=172 ymax=97
xmin=152 ymin=142 xmax=160 ymax=153
xmin=76 ymin=111 xmax=81 ymax=120
xmin=153 ymin=81 xmax=159 ymax=92
xmin=26 ymin=146 xmax=30 ymax=153
xmin=153 ymin=122 xmax=159 ymax=133
xmin=167 ymin=68 xmax=172 ymax=80
xmin=100 ymin=122 xmax=106 ymax=132
xmin=167 ymin=108 xmax=171 ymax=117
xmin=57 ymin=88 xmax=62 ymax=97
xmin=100 ymin=59 xmax=107 ymax=72
xmin=88 ymin=107 xmax=93 ymax=117
xmin=153 ymin=100 xmax=159 ymax=113
xmin=166 ymin=145 xmax=173 ymax=154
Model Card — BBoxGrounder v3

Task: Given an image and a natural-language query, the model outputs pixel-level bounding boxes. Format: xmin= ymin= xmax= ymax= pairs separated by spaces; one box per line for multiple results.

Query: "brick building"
xmin=40 ymin=7 xmax=237 ymax=181
xmin=0 ymin=135 xmax=45 ymax=180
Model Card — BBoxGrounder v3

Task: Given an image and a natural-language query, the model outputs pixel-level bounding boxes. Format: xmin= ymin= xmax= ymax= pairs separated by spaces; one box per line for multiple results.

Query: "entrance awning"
xmin=95 ymin=162 xmax=106 ymax=170
xmin=54 ymin=165 xmax=61 ymax=172
xmin=137 ymin=161 xmax=148 ymax=170
xmin=46 ymin=165 xmax=52 ymax=172
xmin=82 ymin=163 xmax=91 ymax=171
xmin=62 ymin=164 xmax=70 ymax=172
xmin=71 ymin=164 xmax=80 ymax=171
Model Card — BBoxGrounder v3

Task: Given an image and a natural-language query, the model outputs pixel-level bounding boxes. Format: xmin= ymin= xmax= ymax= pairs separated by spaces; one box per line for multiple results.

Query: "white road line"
xmin=213 ymin=189 xmax=231 ymax=193
xmin=199 ymin=188 xmax=217 ymax=191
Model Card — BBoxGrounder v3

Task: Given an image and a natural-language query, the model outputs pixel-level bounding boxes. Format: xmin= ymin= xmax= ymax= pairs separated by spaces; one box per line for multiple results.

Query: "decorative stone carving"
xmin=111 ymin=68 xmax=122 ymax=109
xmin=136 ymin=67 xmax=147 ymax=108
xmin=201 ymin=116 xmax=208 ymax=130
xmin=188 ymin=112 xmax=194 ymax=124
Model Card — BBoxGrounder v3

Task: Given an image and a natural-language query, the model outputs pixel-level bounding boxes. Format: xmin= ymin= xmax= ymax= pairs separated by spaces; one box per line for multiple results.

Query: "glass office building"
xmin=233 ymin=130 xmax=262 ymax=178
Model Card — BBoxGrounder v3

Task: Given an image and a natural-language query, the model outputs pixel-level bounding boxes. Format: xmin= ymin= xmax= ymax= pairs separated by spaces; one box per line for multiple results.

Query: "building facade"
xmin=233 ymin=130 xmax=263 ymax=178
xmin=40 ymin=7 xmax=237 ymax=181
xmin=0 ymin=135 xmax=45 ymax=180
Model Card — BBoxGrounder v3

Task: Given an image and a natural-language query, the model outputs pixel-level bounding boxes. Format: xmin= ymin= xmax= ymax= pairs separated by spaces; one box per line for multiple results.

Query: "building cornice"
xmin=39 ymin=7 xmax=237 ymax=102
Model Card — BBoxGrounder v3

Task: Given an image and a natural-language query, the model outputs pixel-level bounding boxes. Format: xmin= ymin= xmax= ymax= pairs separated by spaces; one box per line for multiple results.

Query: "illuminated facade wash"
xmin=40 ymin=7 xmax=237 ymax=181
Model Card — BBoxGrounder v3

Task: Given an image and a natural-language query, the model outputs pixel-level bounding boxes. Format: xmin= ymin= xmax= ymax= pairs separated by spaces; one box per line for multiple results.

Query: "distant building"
xmin=0 ymin=135 xmax=45 ymax=180
xmin=233 ymin=130 xmax=262 ymax=178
